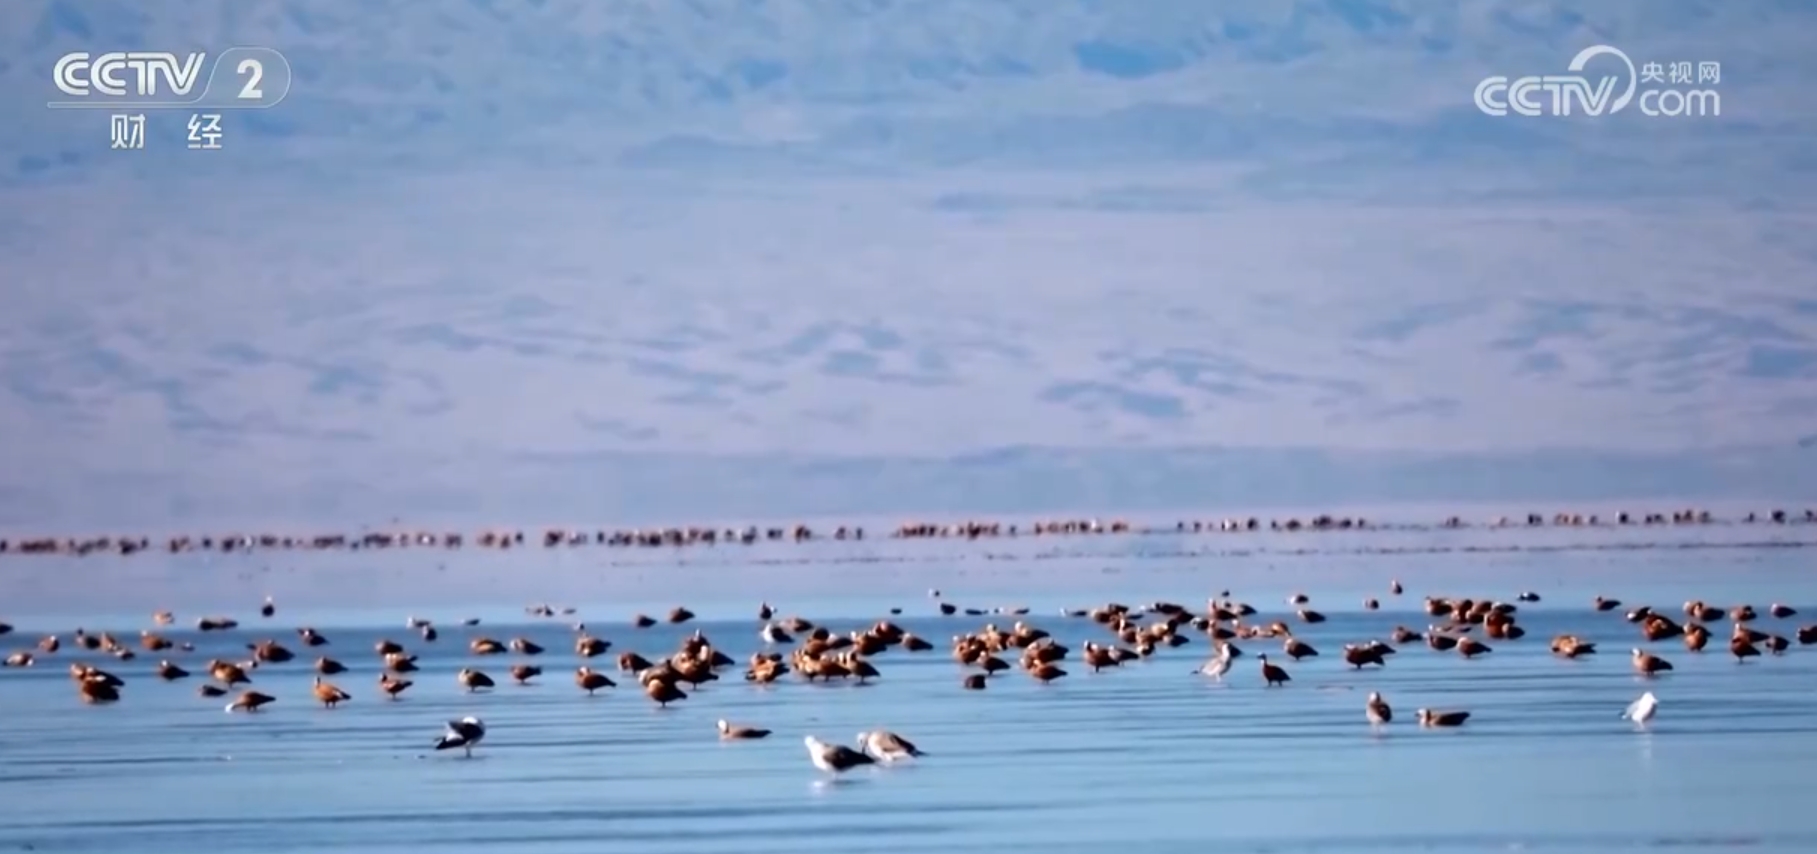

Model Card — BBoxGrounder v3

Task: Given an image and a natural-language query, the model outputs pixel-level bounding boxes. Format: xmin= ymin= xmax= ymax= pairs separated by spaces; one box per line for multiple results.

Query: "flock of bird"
xmin=2 ymin=506 xmax=1813 ymax=558
xmin=7 ymin=580 xmax=1815 ymax=774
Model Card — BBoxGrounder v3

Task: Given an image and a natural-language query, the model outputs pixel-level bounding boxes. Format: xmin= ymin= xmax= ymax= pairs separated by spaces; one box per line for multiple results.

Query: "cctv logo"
xmin=1475 ymin=44 xmax=1722 ymax=118
xmin=1475 ymin=45 xmax=1637 ymax=117
xmin=53 ymin=52 xmax=206 ymax=98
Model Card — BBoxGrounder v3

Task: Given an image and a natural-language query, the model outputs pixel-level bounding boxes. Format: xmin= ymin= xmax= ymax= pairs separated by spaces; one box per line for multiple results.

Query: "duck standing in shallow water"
xmin=457 ymin=668 xmax=495 ymax=692
xmin=78 ymin=677 xmax=120 ymax=704
xmin=574 ymin=667 xmax=614 ymax=695
xmin=1257 ymin=654 xmax=1290 ymax=686
xmin=804 ymin=736 xmax=874 ymax=773
xmin=226 ymin=690 xmax=276 ymax=713
xmin=1632 ymin=648 xmax=1673 ymax=677
xmin=1366 ymin=691 xmax=1392 ymax=726
xmin=380 ymin=673 xmax=413 ymax=699
xmin=312 ymin=676 xmax=351 ymax=708
xmin=434 ymin=717 xmax=486 ymax=757
xmin=1730 ymin=633 xmax=1761 ymax=662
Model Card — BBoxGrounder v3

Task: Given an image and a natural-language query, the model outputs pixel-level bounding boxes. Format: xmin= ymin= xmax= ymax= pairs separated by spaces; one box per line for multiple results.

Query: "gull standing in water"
xmin=1196 ymin=644 xmax=1233 ymax=680
xmin=434 ymin=717 xmax=487 ymax=757
xmin=1621 ymin=691 xmax=1658 ymax=727
xmin=804 ymin=735 xmax=875 ymax=773
xmin=857 ymin=730 xmax=925 ymax=762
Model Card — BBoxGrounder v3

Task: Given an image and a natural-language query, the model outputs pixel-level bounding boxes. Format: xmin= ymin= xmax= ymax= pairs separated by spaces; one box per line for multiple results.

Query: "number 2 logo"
xmin=237 ymin=58 xmax=264 ymax=100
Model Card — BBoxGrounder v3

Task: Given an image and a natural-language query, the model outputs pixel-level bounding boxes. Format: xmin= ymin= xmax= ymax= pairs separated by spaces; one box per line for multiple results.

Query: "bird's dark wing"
xmin=834 ymin=745 xmax=874 ymax=765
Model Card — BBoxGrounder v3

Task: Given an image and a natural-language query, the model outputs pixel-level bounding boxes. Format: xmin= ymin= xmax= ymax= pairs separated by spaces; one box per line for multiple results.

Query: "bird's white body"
xmin=435 ymin=716 xmax=487 ymax=756
xmin=804 ymin=735 xmax=873 ymax=773
xmin=1622 ymin=691 xmax=1658 ymax=725
xmin=1198 ymin=650 xmax=1232 ymax=680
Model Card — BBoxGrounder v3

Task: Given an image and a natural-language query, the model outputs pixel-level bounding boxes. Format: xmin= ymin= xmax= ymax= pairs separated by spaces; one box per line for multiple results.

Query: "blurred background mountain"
xmin=1 ymin=0 xmax=1814 ymax=528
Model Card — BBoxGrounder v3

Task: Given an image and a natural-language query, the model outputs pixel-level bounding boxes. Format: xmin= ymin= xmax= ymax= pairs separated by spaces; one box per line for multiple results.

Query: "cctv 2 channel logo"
xmin=49 ymin=48 xmax=293 ymax=110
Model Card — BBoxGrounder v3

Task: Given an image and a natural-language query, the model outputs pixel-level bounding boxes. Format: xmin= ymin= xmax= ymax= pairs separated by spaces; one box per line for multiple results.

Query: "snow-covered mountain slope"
xmin=1 ymin=0 xmax=1814 ymax=528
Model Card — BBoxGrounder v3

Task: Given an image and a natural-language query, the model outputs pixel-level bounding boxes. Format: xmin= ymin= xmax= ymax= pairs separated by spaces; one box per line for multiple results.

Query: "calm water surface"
xmin=4 ymin=527 xmax=1817 ymax=854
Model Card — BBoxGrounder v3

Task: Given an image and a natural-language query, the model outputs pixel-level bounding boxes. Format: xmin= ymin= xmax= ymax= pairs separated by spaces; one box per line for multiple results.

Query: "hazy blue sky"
xmin=2 ymin=0 xmax=1815 ymax=530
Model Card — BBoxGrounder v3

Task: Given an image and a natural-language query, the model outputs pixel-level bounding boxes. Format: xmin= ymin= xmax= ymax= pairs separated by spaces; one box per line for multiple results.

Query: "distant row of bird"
xmin=0 ymin=594 xmax=1024 ymax=647
xmin=4 ymin=506 xmax=1815 ymax=558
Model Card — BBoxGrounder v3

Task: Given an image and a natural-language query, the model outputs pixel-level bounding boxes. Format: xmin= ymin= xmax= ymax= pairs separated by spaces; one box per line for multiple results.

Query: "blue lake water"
xmin=3 ymin=522 xmax=1817 ymax=853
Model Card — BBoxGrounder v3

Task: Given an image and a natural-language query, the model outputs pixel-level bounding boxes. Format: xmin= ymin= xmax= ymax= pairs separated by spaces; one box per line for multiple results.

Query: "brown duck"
xmin=1632 ymin=648 xmax=1673 ymax=676
xmin=312 ymin=676 xmax=351 ymax=708
xmin=575 ymin=667 xmax=615 ymax=695
xmin=78 ymin=677 xmax=120 ymax=704
xmin=226 ymin=690 xmax=276 ymax=712
xmin=1343 ymin=644 xmax=1387 ymax=669
xmin=457 ymin=668 xmax=495 ymax=692
xmin=644 ymin=677 xmax=687 ymax=707
xmin=379 ymin=673 xmax=413 ymax=699
xmin=1730 ymin=634 xmax=1761 ymax=662
xmin=1258 ymin=654 xmax=1291 ymax=686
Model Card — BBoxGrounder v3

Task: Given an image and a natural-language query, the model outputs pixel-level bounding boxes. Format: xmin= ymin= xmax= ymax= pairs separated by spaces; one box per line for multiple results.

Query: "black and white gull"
xmin=434 ymin=716 xmax=487 ymax=757
xmin=804 ymin=735 xmax=874 ymax=773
